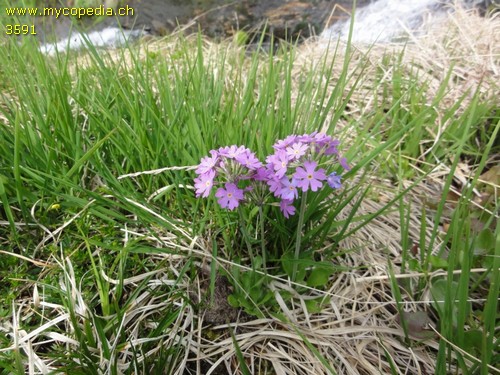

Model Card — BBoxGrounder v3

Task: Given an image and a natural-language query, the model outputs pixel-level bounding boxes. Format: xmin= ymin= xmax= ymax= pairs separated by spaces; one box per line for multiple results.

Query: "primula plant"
xmin=194 ymin=132 xmax=350 ymax=283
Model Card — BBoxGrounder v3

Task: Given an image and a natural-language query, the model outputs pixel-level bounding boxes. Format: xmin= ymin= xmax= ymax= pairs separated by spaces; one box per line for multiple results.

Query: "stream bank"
xmin=36 ymin=0 xmax=498 ymax=54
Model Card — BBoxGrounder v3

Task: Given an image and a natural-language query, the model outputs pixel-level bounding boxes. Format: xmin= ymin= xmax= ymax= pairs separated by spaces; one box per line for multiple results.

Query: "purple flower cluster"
xmin=194 ymin=132 xmax=350 ymax=216
xmin=194 ymin=146 xmax=262 ymax=210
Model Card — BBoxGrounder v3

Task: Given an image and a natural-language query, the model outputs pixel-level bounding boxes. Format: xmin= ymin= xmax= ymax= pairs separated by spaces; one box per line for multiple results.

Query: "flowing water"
xmin=322 ymin=0 xmax=445 ymax=42
xmin=321 ymin=0 xmax=495 ymax=42
xmin=38 ymin=0 xmax=495 ymax=54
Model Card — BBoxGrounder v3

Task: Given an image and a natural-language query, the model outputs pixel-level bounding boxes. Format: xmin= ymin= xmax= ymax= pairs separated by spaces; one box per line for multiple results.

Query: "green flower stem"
xmin=238 ymin=207 xmax=254 ymax=262
xmin=259 ymin=205 xmax=267 ymax=272
xmin=293 ymin=190 xmax=308 ymax=281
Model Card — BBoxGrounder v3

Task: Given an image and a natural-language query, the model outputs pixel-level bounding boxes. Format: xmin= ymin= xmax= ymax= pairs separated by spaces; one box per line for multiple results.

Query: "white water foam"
xmin=321 ymin=0 xmax=447 ymax=43
xmin=40 ymin=27 xmax=144 ymax=56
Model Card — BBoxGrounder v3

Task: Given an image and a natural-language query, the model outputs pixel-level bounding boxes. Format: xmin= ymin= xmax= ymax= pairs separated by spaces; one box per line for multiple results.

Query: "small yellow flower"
xmin=48 ymin=203 xmax=61 ymax=211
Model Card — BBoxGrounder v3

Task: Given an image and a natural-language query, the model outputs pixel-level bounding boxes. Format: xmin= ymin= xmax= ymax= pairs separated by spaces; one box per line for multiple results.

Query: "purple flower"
xmin=215 ymin=182 xmax=244 ymax=210
xmin=269 ymin=150 xmax=289 ymax=179
xmin=280 ymin=199 xmax=296 ymax=218
xmin=327 ymin=172 xmax=342 ymax=189
xmin=253 ymin=167 xmax=271 ymax=181
xmin=236 ymin=150 xmax=262 ymax=170
xmin=194 ymin=170 xmax=216 ymax=198
xmin=286 ymin=142 xmax=308 ymax=160
xmin=279 ymin=178 xmax=298 ymax=200
xmin=294 ymin=161 xmax=326 ymax=192
xmin=273 ymin=135 xmax=298 ymax=150
xmin=312 ymin=132 xmax=329 ymax=144
xmin=297 ymin=132 xmax=315 ymax=144
xmin=267 ymin=176 xmax=284 ymax=197
xmin=196 ymin=151 xmax=219 ymax=175
xmin=219 ymin=145 xmax=246 ymax=159
xmin=265 ymin=154 xmax=277 ymax=165
xmin=323 ymin=139 xmax=340 ymax=155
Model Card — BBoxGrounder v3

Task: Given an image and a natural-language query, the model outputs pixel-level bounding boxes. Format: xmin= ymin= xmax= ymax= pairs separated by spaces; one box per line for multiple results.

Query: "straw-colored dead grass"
xmin=299 ymin=4 xmax=499 ymax=117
